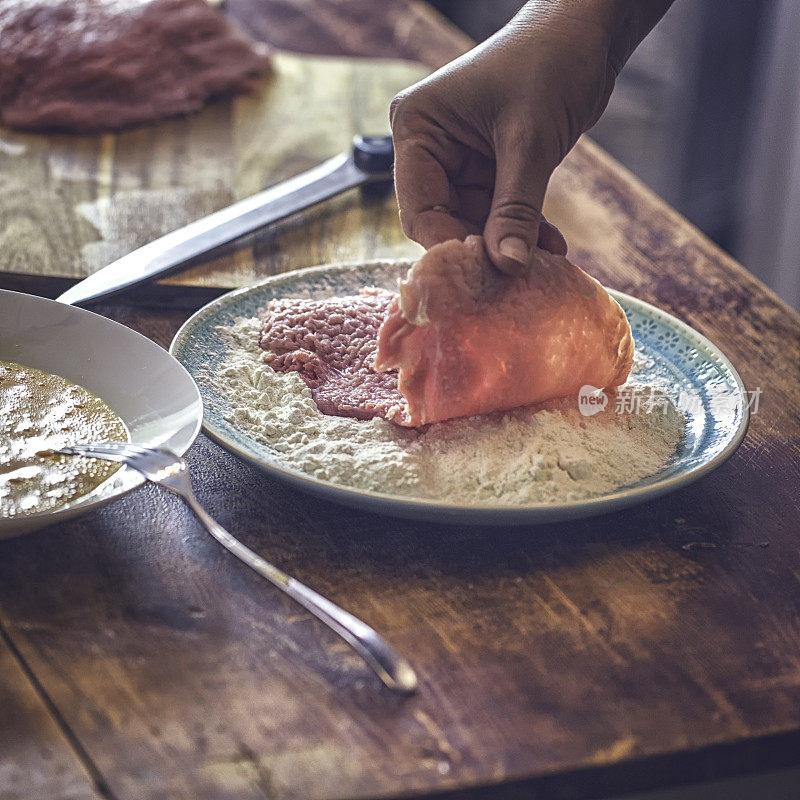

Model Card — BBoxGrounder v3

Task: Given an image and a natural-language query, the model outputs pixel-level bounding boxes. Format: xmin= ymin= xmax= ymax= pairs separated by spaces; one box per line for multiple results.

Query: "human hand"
xmin=391 ymin=1 xmax=635 ymax=273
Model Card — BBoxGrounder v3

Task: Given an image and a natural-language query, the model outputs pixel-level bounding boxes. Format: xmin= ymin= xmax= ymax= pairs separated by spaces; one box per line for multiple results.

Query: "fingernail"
xmin=498 ymin=236 xmax=529 ymax=265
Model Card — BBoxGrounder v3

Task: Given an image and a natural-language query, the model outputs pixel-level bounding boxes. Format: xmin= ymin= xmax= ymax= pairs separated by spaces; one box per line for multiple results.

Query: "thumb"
xmin=483 ymin=141 xmax=554 ymax=274
xmin=392 ymin=138 xmax=467 ymax=249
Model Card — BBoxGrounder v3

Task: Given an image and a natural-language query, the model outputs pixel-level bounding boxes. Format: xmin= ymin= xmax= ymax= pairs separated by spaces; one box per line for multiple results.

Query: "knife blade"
xmin=56 ymin=135 xmax=394 ymax=306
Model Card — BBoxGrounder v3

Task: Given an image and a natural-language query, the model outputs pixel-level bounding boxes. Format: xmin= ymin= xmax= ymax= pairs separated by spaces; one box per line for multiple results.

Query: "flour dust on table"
xmin=203 ymin=316 xmax=685 ymax=506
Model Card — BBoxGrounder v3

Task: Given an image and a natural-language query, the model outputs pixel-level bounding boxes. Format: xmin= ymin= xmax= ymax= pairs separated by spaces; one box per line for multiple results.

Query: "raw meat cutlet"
xmin=374 ymin=235 xmax=634 ymax=426
xmin=0 ymin=0 xmax=271 ymax=133
xmin=259 ymin=237 xmax=633 ymax=428
xmin=259 ymin=289 xmax=407 ymax=423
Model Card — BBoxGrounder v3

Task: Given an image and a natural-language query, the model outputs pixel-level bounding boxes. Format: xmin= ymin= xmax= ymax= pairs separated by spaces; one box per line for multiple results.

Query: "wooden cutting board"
xmin=0 ymin=51 xmax=428 ymax=290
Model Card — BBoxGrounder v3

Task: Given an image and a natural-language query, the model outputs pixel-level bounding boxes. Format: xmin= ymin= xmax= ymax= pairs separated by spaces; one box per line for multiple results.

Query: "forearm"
xmin=510 ymin=0 xmax=675 ymax=74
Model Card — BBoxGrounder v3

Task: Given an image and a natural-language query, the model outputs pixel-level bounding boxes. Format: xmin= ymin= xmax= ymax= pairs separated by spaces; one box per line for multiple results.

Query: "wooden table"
xmin=2 ymin=3 xmax=800 ymax=799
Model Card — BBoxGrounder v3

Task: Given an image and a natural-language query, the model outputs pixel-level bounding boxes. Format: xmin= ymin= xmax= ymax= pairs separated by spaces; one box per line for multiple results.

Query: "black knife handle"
xmin=353 ymin=135 xmax=394 ymax=174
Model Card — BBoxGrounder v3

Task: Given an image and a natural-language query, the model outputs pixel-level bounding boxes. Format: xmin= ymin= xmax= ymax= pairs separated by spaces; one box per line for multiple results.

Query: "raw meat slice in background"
xmin=0 ymin=0 xmax=272 ymax=133
xmin=373 ymin=236 xmax=634 ymax=426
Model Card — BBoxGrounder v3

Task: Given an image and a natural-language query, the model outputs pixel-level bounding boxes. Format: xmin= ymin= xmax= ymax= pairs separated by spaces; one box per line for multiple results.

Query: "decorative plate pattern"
xmin=170 ymin=260 xmax=749 ymax=525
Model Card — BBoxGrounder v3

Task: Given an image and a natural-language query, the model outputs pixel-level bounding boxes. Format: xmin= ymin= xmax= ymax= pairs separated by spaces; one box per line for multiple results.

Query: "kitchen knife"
xmin=56 ymin=135 xmax=394 ymax=306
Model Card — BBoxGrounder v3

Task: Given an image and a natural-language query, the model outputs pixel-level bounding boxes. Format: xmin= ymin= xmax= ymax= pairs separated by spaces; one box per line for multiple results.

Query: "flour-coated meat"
xmin=259 ymin=289 xmax=407 ymax=423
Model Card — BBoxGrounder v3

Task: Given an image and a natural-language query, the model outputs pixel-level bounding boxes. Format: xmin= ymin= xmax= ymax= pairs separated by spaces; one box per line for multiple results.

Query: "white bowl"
xmin=0 ymin=290 xmax=202 ymax=538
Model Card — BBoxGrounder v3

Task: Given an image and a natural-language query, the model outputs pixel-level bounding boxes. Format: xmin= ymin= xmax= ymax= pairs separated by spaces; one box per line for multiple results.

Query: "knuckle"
xmin=389 ymin=91 xmax=408 ymax=121
xmin=390 ymin=84 xmax=439 ymax=140
xmin=491 ymin=200 xmax=542 ymax=224
xmin=389 ymin=89 xmax=419 ymax=130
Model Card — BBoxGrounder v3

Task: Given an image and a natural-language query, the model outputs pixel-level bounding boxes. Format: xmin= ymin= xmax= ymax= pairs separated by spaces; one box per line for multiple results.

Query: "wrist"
xmin=511 ymin=0 xmax=673 ymax=74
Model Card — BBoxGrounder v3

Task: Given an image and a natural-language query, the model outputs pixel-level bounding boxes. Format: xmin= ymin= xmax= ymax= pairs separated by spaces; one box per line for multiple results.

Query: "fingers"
xmin=537 ymin=217 xmax=568 ymax=256
xmin=411 ymin=208 xmax=469 ymax=249
xmin=392 ymin=92 xmax=566 ymax=261
xmin=394 ymin=134 xmax=566 ymax=256
xmin=393 ymin=137 xmax=469 ymax=248
xmin=483 ymin=132 xmax=557 ymax=274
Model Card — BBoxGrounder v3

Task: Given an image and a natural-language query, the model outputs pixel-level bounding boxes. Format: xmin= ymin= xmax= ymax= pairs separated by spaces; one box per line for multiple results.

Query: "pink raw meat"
xmin=259 ymin=288 xmax=407 ymax=422
xmin=259 ymin=236 xmax=634 ymax=427
xmin=373 ymin=236 xmax=634 ymax=426
xmin=0 ymin=0 xmax=272 ymax=133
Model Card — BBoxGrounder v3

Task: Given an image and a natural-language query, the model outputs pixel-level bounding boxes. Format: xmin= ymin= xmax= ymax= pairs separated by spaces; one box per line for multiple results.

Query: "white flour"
xmin=202 ymin=317 xmax=685 ymax=505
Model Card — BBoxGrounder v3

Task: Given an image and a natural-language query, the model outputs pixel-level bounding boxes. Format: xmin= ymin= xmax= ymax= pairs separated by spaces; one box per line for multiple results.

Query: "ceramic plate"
xmin=170 ymin=261 xmax=749 ymax=525
xmin=1 ymin=290 xmax=203 ymax=538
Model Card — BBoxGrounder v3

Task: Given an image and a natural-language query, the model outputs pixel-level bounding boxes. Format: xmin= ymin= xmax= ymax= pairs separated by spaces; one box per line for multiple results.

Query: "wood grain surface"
xmin=2 ymin=2 xmax=800 ymax=800
xmin=1 ymin=138 xmax=798 ymax=799
xmin=0 ymin=633 xmax=98 ymax=800
xmin=225 ymin=0 xmax=472 ymax=69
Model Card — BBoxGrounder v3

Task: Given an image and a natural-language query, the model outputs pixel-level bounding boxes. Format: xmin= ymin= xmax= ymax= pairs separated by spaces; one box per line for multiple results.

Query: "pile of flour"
xmin=201 ymin=317 xmax=685 ymax=505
